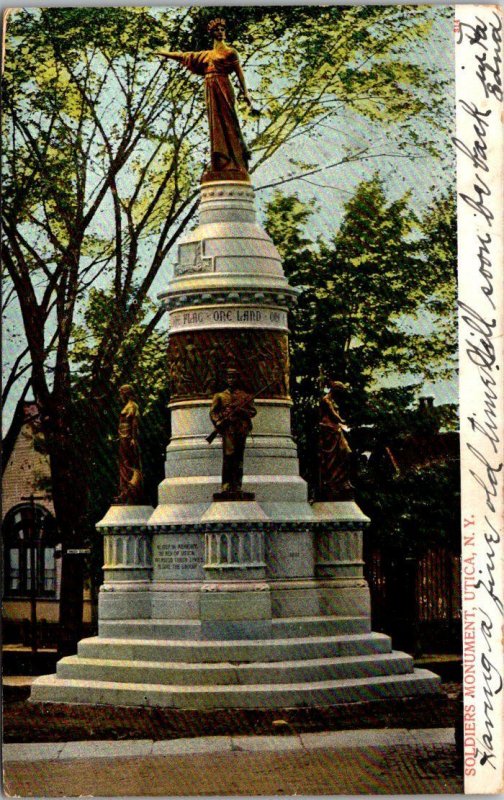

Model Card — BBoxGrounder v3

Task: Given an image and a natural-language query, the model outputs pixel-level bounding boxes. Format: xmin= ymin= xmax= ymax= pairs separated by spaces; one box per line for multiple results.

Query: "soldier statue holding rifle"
xmin=209 ymin=367 xmax=257 ymax=499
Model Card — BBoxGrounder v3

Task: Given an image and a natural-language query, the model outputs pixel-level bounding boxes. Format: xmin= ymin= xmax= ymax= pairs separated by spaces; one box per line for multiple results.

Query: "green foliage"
xmin=3 ymin=5 xmax=453 ymax=423
xmin=2 ymin=5 xmax=454 ymax=534
xmin=264 ymin=176 xmax=457 ymax=496
xmin=420 ymin=191 xmax=458 ymax=365
xmin=423 ymin=191 xmax=457 ymax=282
xmin=359 ymin=460 xmax=461 ymax=558
xmin=1 ymin=6 xmax=456 ymax=641
xmin=261 ymin=192 xmax=313 ymax=263
xmin=71 ymin=288 xmax=170 ymax=522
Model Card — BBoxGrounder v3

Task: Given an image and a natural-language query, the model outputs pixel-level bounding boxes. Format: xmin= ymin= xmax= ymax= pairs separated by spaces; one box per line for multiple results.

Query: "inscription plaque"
xmin=153 ymin=535 xmax=204 ymax=579
xmin=266 ymin=532 xmax=314 ymax=578
xmin=175 ymin=241 xmax=213 ymax=276
xmin=170 ymin=306 xmax=288 ymax=333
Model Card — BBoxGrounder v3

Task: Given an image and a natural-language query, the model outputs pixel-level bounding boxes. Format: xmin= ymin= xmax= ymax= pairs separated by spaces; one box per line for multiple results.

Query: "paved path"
xmin=4 ymin=728 xmax=462 ymax=796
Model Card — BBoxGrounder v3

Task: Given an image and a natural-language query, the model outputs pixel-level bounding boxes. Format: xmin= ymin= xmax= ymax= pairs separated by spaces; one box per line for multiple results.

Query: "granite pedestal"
xmin=31 ymin=181 xmax=439 ymax=708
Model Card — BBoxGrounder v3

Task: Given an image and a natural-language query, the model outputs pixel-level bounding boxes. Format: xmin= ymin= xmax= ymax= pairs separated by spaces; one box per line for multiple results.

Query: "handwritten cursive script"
xmin=457 ymin=12 xmax=503 ymax=102
xmin=457 ymin=9 xmax=503 ymax=787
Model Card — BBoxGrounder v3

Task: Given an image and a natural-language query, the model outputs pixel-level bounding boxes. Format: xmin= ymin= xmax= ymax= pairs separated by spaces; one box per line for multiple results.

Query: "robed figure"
xmin=210 ymin=368 xmax=257 ymax=497
xmin=319 ymin=380 xmax=354 ymax=500
xmin=158 ymin=18 xmax=252 ymax=182
xmin=115 ymin=385 xmax=144 ymax=505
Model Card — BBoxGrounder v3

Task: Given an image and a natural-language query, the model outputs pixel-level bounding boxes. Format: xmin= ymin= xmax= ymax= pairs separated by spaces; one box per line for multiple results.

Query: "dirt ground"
xmin=4 ymin=681 xmax=461 ymax=743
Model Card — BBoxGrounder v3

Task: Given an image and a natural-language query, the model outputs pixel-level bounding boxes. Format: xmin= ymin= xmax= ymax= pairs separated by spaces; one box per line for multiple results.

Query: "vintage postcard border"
xmin=456 ymin=4 xmax=504 ymax=794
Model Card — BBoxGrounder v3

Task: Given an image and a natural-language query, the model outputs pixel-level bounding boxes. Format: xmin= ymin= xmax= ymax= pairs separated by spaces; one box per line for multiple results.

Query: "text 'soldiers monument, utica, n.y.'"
xmin=31 ymin=18 xmax=439 ymax=708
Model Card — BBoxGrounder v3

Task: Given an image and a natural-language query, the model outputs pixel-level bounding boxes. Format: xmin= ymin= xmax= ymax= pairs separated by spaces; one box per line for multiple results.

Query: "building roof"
xmin=2 ymin=400 xmax=42 ymax=475
xmin=385 ymin=431 xmax=459 ymax=475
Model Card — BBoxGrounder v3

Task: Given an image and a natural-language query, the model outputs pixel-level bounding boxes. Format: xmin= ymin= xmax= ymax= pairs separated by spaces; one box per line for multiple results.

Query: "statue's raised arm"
xmin=159 ymin=18 xmax=252 ymax=183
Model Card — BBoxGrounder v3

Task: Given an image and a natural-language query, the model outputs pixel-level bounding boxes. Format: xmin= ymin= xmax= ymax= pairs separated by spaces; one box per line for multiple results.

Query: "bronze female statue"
xmin=319 ymin=380 xmax=354 ymax=500
xmin=115 ymin=385 xmax=144 ymax=505
xmin=158 ymin=18 xmax=252 ymax=182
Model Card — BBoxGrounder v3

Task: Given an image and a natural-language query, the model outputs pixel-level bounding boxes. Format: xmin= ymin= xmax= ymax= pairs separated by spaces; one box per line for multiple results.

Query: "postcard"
xmin=2 ymin=3 xmax=502 ymax=796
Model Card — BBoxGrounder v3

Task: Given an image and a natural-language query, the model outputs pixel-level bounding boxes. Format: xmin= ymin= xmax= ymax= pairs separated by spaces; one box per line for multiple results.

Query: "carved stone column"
xmin=204 ymin=528 xmax=266 ymax=580
xmin=97 ymin=505 xmax=154 ymax=621
xmin=155 ymin=181 xmax=304 ymax=515
xmin=199 ymin=500 xmax=272 ymax=639
xmin=102 ymin=530 xmax=152 ymax=582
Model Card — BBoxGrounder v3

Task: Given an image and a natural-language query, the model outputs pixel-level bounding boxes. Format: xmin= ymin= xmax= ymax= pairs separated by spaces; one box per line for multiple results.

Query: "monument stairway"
xmin=30 ymin=182 xmax=441 ymax=709
xmin=97 ymin=615 xmax=372 ymax=638
xmin=30 ymin=618 xmax=440 ymax=709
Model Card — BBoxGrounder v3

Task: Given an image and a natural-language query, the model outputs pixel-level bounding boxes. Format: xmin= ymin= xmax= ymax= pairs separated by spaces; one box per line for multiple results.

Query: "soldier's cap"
xmin=226 ymin=367 xmax=239 ymax=375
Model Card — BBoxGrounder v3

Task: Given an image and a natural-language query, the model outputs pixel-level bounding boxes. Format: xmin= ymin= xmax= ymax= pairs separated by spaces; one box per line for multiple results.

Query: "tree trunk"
xmin=58 ymin=553 xmax=85 ymax=657
xmin=42 ymin=393 xmax=91 ymax=656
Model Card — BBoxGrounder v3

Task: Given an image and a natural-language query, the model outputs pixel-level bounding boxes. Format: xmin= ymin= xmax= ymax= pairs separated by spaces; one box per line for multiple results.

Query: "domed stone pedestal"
xmin=31 ymin=181 xmax=440 ymax=709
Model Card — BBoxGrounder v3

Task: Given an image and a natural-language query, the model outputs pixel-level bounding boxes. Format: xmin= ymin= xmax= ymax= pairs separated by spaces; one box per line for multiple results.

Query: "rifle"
xmin=206 ymin=378 xmax=277 ymax=444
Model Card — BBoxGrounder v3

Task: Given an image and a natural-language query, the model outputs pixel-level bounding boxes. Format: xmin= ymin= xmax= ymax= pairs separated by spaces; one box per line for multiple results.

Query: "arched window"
xmin=3 ymin=504 xmax=57 ymax=597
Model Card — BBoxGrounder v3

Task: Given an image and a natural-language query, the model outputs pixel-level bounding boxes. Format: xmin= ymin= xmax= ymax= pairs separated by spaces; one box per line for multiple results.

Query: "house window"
xmin=3 ymin=504 xmax=57 ymax=598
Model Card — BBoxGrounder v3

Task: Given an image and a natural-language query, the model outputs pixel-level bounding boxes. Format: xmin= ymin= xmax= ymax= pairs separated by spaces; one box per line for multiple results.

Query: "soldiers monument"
xmin=31 ymin=18 xmax=439 ymax=708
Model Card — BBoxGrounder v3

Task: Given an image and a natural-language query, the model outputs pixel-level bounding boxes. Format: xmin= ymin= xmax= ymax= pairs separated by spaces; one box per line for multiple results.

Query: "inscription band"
xmin=169 ymin=305 xmax=288 ymax=333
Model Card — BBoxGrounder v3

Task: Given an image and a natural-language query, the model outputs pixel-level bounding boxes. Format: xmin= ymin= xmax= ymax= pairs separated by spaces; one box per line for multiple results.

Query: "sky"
xmin=2 ymin=6 xmax=457 ymax=434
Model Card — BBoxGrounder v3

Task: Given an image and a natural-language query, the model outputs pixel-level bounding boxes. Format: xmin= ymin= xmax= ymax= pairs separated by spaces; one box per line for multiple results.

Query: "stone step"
xmin=56 ymin=651 xmax=413 ymax=686
xmin=165 ymin=443 xmax=298 ymax=458
xmin=30 ymin=668 xmax=440 ymax=709
xmin=98 ymin=620 xmax=201 ymax=640
xmin=77 ymin=632 xmax=392 ymax=664
xmin=164 ymin=451 xmax=301 ymax=478
xmin=157 ymin=475 xmax=309 ymax=505
xmin=98 ymin=616 xmax=371 ymax=641
xmin=274 ymin=616 xmax=371 ymax=637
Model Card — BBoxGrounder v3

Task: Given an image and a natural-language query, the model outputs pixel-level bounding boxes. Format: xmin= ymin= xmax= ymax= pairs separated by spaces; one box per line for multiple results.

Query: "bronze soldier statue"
xmin=115 ymin=384 xmax=144 ymax=505
xmin=210 ymin=368 xmax=257 ymax=499
xmin=319 ymin=380 xmax=354 ymax=500
xmin=158 ymin=18 xmax=253 ymax=183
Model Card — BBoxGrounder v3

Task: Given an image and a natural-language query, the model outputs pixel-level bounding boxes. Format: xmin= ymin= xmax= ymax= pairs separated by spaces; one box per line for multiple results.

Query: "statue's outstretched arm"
xmin=158 ymin=48 xmax=184 ymax=63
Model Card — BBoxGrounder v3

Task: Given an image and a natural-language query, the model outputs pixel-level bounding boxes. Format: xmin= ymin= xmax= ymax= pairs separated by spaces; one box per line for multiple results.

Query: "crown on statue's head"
xmin=208 ymin=18 xmax=226 ymax=34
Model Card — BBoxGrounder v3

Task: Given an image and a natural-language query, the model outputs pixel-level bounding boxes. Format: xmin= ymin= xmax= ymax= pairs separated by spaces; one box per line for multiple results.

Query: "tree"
xmin=264 ymin=176 xmax=457 ymax=490
xmin=265 ymin=182 xmax=459 ymax=656
xmin=422 ymin=190 xmax=457 ymax=282
xmin=419 ymin=190 xmax=458 ymax=371
xmin=2 ymin=6 xmax=453 ymax=650
xmin=2 ymin=7 xmax=202 ymax=651
xmin=70 ymin=288 xmax=171 ymax=614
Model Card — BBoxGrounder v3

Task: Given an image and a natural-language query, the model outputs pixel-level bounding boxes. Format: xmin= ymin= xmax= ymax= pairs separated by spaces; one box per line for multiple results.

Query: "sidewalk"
xmin=3 ymin=728 xmax=462 ymax=796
